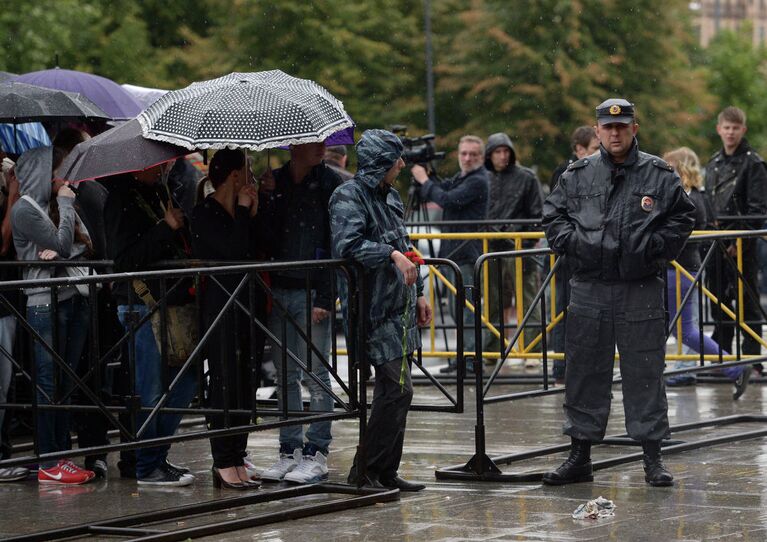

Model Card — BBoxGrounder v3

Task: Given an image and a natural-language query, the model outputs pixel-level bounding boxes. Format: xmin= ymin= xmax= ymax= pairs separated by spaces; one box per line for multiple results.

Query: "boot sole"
xmin=646 ymin=478 xmax=674 ymax=487
xmin=542 ymin=474 xmax=594 ymax=485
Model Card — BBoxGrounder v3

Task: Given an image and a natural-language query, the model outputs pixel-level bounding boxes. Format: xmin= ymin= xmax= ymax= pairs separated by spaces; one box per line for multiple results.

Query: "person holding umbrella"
xmin=12 ymin=146 xmax=95 ymax=485
xmin=190 ymin=149 xmax=264 ymax=490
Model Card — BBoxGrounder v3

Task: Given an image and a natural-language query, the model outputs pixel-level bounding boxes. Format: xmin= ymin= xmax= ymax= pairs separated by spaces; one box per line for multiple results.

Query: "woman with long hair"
xmin=191 ymin=149 xmax=265 ymax=489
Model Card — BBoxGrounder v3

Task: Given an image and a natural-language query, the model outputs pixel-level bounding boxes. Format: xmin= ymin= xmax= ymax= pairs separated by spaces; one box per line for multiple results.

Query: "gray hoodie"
xmin=11 ymin=146 xmax=83 ymax=306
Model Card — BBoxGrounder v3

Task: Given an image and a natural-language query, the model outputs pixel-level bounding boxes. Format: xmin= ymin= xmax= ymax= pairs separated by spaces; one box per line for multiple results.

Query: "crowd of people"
xmin=0 ymin=99 xmax=763 ymax=493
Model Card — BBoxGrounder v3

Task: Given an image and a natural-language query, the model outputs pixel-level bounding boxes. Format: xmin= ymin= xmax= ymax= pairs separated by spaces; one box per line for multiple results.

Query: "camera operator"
xmin=411 ymin=135 xmax=489 ymax=373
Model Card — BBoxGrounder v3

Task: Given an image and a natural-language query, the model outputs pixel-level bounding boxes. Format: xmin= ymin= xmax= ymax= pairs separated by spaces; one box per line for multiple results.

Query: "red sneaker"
xmin=38 ymin=460 xmax=95 ymax=485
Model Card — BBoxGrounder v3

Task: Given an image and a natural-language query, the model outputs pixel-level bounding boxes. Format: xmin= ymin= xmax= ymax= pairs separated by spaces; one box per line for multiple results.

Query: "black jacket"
xmin=258 ymin=162 xmax=340 ymax=310
xmin=550 ymin=155 xmax=577 ymax=191
xmin=103 ymin=174 xmax=192 ymax=306
xmin=675 ymin=187 xmax=709 ymax=271
xmin=543 ymin=142 xmax=696 ymax=282
xmin=484 ymin=132 xmax=543 ymax=250
xmin=418 ymin=165 xmax=489 ymax=265
xmin=704 ymin=138 xmax=767 ymax=230
xmin=191 ymin=197 xmax=266 ymax=332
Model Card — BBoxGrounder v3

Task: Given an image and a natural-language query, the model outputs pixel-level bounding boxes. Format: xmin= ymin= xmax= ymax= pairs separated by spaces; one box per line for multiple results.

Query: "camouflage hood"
xmin=353 ymin=129 xmax=404 ymax=189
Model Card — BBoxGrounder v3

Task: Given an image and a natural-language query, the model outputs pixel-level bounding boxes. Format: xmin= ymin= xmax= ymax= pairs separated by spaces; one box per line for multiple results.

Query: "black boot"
xmin=542 ymin=438 xmax=593 ymax=485
xmin=642 ymin=441 xmax=674 ymax=487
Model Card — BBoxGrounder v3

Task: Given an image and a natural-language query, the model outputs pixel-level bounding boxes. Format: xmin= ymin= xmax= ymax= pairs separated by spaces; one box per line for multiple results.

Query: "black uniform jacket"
xmin=704 ymin=138 xmax=767 ymax=231
xmin=543 ymin=142 xmax=696 ymax=282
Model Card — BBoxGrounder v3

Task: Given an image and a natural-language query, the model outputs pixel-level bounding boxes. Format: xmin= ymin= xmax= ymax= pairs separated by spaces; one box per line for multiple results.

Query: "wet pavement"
xmin=2 ymin=368 xmax=767 ymax=541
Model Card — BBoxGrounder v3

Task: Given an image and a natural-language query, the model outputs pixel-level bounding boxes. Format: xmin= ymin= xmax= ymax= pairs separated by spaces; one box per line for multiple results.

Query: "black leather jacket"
xmin=704 ymin=139 xmax=767 ymax=230
xmin=543 ymin=142 xmax=696 ymax=282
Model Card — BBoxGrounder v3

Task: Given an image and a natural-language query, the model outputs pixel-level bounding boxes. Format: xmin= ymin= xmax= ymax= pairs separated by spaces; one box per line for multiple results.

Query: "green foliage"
xmin=3 ymin=0 xmax=766 ymax=178
xmin=435 ymin=0 xmax=715 ymax=180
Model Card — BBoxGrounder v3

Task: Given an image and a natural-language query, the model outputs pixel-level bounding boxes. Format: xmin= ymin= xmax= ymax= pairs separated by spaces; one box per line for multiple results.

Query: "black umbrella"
xmin=138 ymin=70 xmax=353 ymax=150
xmin=0 ymin=82 xmax=111 ymax=123
xmin=58 ymin=118 xmax=189 ymax=182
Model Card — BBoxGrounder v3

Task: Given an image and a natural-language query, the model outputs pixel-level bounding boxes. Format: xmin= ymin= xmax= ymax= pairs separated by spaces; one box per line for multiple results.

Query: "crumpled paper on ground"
xmin=571 ymin=496 xmax=616 ymax=520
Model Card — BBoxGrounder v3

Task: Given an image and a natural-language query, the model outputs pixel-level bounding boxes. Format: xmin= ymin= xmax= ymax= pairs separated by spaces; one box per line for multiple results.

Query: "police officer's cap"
xmin=596 ymin=98 xmax=635 ymax=125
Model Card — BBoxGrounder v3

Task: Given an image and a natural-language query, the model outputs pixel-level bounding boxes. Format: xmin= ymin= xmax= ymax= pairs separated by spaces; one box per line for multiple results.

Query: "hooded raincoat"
xmin=329 ymin=130 xmax=423 ymax=366
xmin=484 ymin=133 xmax=543 ymax=250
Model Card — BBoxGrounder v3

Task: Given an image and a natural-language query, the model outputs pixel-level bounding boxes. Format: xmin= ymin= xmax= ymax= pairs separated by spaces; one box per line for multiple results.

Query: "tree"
xmin=435 ymin=0 xmax=715 ymax=181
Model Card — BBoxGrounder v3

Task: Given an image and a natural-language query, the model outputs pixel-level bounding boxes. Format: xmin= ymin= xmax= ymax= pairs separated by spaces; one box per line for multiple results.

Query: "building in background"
xmin=692 ymin=0 xmax=767 ymax=46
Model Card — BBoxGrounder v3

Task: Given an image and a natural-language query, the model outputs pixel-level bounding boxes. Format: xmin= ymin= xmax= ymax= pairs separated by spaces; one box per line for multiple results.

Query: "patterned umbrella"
xmin=138 ymin=70 xmax=354 ymax=151
xmin=0 ymin=122 xmax=50 ymax=154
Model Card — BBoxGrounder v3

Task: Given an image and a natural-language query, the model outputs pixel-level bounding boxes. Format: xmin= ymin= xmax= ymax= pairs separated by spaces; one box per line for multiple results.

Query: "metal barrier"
xmin=0 ymin=257 xmax=411 ymax=541
xmin=435 ymin=229 xmax=767 ymax=482
xmin=409 ymin=228 xmax=767 ymax=368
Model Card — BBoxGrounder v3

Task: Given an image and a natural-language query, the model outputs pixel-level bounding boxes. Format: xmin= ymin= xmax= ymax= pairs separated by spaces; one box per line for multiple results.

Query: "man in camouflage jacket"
xmin=330 ymin=129 xmax=432 ymax=491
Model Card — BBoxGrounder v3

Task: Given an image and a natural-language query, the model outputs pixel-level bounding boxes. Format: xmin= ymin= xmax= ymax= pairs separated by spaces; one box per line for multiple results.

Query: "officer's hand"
xmin=416 ymin=296 xmax=432 ymax=326
xmin=311 ymin=307 xmax=330 ymax=324
xmin=391 ymin=250 xmax=418 ymax=286
xmin=411 ymin=165 xmax=429 ymax=185
xmin=727 ymin=244 xmax=738 ymax=258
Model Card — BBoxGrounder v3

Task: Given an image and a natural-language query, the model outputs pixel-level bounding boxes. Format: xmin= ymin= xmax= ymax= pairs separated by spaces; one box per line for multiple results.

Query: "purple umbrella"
xmin=13 ymin=68 xmax=142 ymax=120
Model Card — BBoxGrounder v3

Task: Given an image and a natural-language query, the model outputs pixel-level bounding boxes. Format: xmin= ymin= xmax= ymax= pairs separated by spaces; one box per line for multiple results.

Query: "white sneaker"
xmin=283 ymin=451 xmax=328 ymax=484
xmin=261 ymin=449 xmax=302 ymax=481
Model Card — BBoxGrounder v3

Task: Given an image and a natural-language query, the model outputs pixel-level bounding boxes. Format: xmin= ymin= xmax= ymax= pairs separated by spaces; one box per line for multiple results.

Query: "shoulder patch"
xmin=566 ymin=157 xmax=589 ymax=171
xmin=651 ymin=158 xmax=674 ymax=172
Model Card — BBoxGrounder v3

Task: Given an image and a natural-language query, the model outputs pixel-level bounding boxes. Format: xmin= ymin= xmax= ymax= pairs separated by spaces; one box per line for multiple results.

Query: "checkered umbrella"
xmin=138 ymin=71 xmax=354 ymax=151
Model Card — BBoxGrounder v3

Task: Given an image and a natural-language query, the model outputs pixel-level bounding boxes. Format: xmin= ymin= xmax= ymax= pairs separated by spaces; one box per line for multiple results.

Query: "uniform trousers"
xmin=563 ymin=276 xmax=670 ymax=442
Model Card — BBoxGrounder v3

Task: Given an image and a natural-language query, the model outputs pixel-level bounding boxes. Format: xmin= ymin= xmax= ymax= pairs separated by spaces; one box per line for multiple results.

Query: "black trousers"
xmin=708 ymin=240 xmax=763 ymax=356
xmin=351 ymin=357 xmax=413 ymax=481
xmin=205 ymin=288 xmax=265 ymax=469
xmin=563 ymin=276 xmax=670 ymax=443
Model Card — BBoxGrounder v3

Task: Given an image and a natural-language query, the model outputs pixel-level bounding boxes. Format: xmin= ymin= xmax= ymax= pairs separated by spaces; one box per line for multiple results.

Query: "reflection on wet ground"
xmin=2 ymin=375 xmax=767 ymax=541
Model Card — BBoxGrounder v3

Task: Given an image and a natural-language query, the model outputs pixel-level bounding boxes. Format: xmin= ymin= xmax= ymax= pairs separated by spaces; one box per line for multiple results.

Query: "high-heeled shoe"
xmin=212 ymin=467 xmax=250 ymax=490
xmin=235 ymin=465 xmax=261 ymax=488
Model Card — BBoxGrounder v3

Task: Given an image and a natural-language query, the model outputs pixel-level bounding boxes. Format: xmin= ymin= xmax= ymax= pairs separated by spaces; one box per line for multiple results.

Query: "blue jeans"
xmin=268 ymin=288 xmax=332 ymax=455
xmin=29 ymin=295 xmax=90 ymax=468
xmin=117 ymin=304 xmax=198 ymax=478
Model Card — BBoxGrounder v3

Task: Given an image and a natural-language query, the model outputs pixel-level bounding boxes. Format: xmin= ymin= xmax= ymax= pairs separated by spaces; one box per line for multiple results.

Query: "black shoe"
xmin=542 ymin=438 xmax=593 ymax=485
xmin=137 ymin=466 xmax=193 ymax=487
xmin=439 ymin=361 xmax=457 ymax=374
xmin=212 ymin=467 xmax=251 ymax=490
xmin=380 ymin=475 xmax=425 ymax=492
xmin=85 ymin=459 xmax=108 ymax=479
xmin=163 ymin=459 xmax=191 ymax=475
xmin=347 ymin=467 xmax=384 ymax=488
xmin=642 ymin=441 xmax=674 ymax=487
xmin=734 ymin=368 xmax=752 ymax=400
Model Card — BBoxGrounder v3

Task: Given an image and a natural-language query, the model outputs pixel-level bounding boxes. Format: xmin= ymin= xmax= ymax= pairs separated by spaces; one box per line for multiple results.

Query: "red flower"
xmin=188 ymin=286 xmax=196 ymax=297
xmin=403 ymin=250 xmax=425 ymax=265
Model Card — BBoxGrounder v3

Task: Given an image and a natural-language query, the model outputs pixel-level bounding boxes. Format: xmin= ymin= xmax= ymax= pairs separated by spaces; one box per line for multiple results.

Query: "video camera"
xmin=391 ymin=125 xmax=445 ymax=166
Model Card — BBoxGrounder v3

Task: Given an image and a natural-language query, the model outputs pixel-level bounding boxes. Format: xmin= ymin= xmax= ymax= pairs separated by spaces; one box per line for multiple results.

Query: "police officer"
xmin=542 ymin=98 xmax=696 ymax=487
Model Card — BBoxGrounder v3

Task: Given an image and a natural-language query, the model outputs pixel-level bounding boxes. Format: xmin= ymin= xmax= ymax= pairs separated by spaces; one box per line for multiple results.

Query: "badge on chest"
xmin=640 ymin=195 xmax=654 ymax=212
